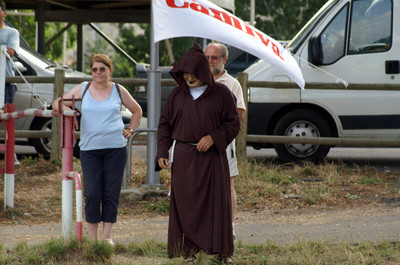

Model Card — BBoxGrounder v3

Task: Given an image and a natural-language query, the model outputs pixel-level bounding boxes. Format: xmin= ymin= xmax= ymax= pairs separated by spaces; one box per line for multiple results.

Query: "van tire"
xmin=30 ymin=117 xmax=80 ymax=159
xmin=273 ymin=109 xmax=331 ymax=162
xmin=30 ymin=117 xmax=52 ymax=158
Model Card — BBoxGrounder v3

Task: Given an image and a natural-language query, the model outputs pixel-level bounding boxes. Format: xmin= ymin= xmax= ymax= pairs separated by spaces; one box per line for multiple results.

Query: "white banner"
xmin=152 ymin=0 xmax=305 ymax=89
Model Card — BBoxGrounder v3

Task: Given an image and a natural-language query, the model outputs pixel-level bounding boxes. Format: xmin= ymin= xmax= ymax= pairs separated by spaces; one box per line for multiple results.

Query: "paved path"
xmin=2 ymin=208 xmax=400 ymax=249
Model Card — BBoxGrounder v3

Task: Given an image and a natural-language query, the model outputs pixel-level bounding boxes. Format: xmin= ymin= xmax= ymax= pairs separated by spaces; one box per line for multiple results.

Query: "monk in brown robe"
xmin=155 ymin=43 xmax=240 ymax=263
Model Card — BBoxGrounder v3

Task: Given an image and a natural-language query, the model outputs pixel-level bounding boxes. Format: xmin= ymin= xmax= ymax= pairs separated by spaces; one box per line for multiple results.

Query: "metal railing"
xmin=5 ymin=72 xmax=400 ymax=185
xmin=124 ymin=128 xmax=157 ymax=189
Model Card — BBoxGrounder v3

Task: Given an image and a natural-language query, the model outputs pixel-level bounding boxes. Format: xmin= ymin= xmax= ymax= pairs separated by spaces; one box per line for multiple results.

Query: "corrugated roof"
xmin=5 ymin=0 xmax=235 ymax=23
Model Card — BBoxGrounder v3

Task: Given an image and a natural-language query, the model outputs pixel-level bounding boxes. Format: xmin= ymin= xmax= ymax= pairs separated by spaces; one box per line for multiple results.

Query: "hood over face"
xmin=169 ymin=43 xmax=214 ymax=89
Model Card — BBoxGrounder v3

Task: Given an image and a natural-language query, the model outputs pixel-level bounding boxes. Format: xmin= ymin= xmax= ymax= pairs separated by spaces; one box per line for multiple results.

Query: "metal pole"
xmin=4 ymin=104 xmax=15 ymax=209
xmin=145 ymin=3 xmax=161 ymax=187
xmin=0 ymin=45 xmax=6 ymax=109
xmin=124 ymin=128 xmax=158 ymax=189
xmin=250 ymin=0 xmax=255 ymax=26
xmin=68 ymin=171 xmax=83 ymax=244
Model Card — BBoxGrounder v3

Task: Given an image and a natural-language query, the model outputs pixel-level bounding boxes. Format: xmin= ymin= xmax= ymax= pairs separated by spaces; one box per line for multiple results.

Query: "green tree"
xmin=44 ymin=23 xmax=77 ymax=63
xmin=6 ymin=11 xmax=36 ymax=47
xmin=7 ymin=13 xmax=76 ymax=63
xmin=116 ymin=23 xmax=197 ymax=69
xmin=235 ymin=0 xmax=326 ymax=40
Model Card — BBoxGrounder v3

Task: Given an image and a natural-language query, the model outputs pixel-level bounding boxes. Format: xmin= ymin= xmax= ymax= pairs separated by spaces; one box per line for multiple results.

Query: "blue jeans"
xmin=80 ymin=147 xmax=127 ymax=223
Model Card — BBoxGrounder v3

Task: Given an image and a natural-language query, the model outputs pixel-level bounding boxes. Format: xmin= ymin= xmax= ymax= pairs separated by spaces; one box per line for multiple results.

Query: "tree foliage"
xmin=6 ymin=0 xmax=327 ymax=79
xmin=235 ymin=0 xmax=326 ymax=40
xmin=6 ymin=12 xmax=76 ymax=63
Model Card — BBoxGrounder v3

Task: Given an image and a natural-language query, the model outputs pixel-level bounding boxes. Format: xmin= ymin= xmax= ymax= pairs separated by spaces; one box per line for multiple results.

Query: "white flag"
xmin=152 ymin=0 xmax=305 ymax=89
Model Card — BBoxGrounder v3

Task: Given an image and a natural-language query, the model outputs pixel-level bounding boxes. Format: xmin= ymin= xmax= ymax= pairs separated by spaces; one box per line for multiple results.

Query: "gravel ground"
xmin=1 ymin=206 xmax=400 ymax=249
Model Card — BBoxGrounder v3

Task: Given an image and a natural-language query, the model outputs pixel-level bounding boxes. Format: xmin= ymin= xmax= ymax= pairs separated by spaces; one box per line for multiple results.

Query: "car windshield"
xmin=22 ymin=44 xmax=57 ymax=67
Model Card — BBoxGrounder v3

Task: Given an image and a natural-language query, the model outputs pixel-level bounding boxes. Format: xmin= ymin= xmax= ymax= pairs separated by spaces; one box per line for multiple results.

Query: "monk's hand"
xmin=158 ymin=158 xmax=169 ymax=169
xmin=197 ymin=135 xmax=214 ymax=152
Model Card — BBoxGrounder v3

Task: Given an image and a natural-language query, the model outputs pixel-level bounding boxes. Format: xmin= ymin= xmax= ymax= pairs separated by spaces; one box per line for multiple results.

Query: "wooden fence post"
xmin=236 ymin=72 xmax=248 ymax=162
xmin=51 ymin=68 xmax=65 ymax=161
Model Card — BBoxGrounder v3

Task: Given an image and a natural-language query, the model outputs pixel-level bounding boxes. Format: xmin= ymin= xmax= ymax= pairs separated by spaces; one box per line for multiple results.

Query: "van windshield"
xmin=287 ymin=0 xmax=338 ymax=53
xmin=5 ymin=20 xmax=56 ymax=66
xmin=22 ymin=44 xmax=57 ymax=67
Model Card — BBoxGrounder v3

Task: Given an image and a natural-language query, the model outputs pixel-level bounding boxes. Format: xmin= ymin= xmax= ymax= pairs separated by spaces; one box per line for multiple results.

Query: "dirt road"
xmin=2 ymin=206 xmax=400 ymax=249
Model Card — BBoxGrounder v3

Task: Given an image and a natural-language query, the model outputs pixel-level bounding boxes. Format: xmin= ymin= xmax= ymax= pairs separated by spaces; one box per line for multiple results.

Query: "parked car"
xmin=1 ymin=21 xmax=132 ymax=157
xmin=244 ymin=0 xmax=400 ymax=162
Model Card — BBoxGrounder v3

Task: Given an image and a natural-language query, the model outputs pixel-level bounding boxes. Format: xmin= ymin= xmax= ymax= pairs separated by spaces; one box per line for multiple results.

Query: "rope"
xmin=293 ymin=52 xmax=349 ymax=88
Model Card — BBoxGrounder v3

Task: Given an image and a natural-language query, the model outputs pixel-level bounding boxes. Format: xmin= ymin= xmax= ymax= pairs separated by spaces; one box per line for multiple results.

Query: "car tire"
xmin=273 ymin=109 xmax=332 ymax=163
xmin=30 ymin=117 xmax=80 ymax=159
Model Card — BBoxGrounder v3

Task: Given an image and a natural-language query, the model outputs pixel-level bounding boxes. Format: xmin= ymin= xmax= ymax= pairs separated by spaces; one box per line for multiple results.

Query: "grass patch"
xmin=82 ymin=239 xmax=114 ymax=262
xmin=2 ymin=238 xmax=400 ymax=264
xmin=234 ymin=159 xmax=397 ymax=212
xmin=2 ymin=154 xmax=400 ymax=264
xmin=143 ymin=197 xmax=170 ymax=214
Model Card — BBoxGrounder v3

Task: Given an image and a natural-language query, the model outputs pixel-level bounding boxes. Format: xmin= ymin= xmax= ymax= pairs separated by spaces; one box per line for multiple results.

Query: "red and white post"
xmin=3 ymin=103 xmax=15 ymax=209
xmin=68 ymin=171 xmax=83 ymax=244
xmin=61 ymin=112 xmax=75 ymax=240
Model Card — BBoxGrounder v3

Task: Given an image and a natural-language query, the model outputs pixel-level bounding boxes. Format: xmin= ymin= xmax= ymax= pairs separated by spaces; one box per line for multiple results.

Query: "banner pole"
xmin=145 ymin=1 xmax=161 ymax=187
xmin=0 ymin=45 xmax=6 ymax=109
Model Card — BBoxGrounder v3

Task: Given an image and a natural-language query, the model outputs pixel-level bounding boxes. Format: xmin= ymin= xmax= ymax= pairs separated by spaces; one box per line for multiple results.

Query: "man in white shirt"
xmin=205 ymin=42 xmax=246 ymax=240
xmin=0 ymin=1 xmax=20 ymax=165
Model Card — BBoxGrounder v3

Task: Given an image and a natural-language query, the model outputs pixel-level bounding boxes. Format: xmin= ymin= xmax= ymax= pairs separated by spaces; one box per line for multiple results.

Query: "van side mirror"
xmin=308 ymin=36 xmax=323 ymax=65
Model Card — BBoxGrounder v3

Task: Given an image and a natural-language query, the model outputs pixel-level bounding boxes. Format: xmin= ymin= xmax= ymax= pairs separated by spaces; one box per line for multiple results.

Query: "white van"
xmin=245 ymin=0 xmax=400 ymax=162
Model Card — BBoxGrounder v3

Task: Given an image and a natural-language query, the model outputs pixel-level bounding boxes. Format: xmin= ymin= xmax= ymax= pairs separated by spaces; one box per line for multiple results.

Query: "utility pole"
xmin=250 ymin=0 xmax=255 ymax=26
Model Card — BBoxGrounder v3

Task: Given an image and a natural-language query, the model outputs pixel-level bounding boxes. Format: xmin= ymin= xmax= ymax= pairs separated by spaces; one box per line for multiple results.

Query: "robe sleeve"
xmin=209 ymin=89 xmax=240 ymax=153
xmin=155 ymin=93 xmax=175 ymax=171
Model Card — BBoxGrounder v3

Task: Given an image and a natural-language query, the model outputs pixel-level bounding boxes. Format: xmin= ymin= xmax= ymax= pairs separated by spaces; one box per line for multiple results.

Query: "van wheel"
xmin=30 ymin=117 xmax=80 ymax=159
xmin=273 ymin=110 xmax=331 ymax=163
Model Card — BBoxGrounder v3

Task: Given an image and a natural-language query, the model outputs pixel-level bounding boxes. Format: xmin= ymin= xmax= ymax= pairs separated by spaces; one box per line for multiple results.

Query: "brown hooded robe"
xmin=155 ymin=43 xmax=240 ymax=258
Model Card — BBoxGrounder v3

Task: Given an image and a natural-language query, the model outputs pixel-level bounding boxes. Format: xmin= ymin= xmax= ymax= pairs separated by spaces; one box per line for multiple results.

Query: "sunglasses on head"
xmin=91 ymin=67 xmax=107 ymax=73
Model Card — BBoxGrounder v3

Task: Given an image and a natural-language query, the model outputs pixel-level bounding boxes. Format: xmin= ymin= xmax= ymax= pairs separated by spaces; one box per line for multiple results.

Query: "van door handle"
xmin=385 ymin=60 xmax=400 ymax=74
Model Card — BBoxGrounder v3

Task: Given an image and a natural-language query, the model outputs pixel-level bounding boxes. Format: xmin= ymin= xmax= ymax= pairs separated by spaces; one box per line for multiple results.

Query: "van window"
xmin=349 ymin=0 xmax=392 ymax=54
xmin=320 ymin=5 xmax=348 ymax=64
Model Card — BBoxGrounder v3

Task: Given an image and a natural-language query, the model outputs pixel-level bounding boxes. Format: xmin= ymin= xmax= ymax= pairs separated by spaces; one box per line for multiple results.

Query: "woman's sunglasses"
xmin=91 ymin=67 xmax=108 ymax=73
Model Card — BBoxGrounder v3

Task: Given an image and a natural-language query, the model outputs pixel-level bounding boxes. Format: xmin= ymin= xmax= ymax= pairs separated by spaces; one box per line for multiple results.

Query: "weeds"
xmin=128 ymin=240 xmax=165 ymax=257
xmin=82 ymin=239 xmax=114 ymax=262
xmin=144 ymin=198 xmax=170 ymax=214
xmin=5 ymin=207 xmax=23 ymax=220
xmin=2 ymin=156 xmax=400 ymax=263
xmin=18 ymin=155 xmax=61 ymax=177
xmin=3 ymin=238 xmax=399 ymax=264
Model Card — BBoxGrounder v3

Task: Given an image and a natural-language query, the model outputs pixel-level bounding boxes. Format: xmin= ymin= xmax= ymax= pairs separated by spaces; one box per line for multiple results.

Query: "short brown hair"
xmin=90 ymin=54 xmax=113 ymax=69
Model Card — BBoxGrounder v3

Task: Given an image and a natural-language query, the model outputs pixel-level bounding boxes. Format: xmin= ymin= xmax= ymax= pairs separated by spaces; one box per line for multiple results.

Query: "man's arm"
xmin=6 ymin=47 xmax=15 ymax=57
xmin=237 ymin=108 xmax=246 ymax=122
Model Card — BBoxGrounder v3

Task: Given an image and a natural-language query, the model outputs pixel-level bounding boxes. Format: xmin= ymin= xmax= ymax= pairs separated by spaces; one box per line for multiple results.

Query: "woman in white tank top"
xmin=52 ymin=54 xmax=142 ymax=246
